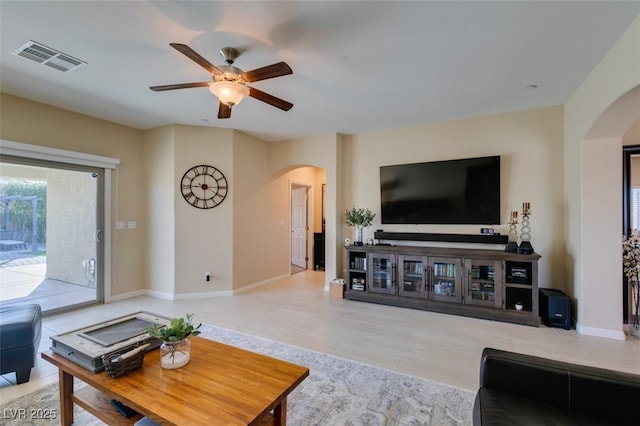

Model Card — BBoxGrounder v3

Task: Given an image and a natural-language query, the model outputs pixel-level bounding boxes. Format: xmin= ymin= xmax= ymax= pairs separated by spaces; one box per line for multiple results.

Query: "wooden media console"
xmin=345 ymin=244 xmax=541 ymax=326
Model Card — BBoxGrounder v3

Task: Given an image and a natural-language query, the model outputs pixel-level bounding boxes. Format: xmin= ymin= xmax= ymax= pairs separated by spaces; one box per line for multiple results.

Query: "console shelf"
xmin=344 ymin=245 xmax=540 ymax=326
xmin=73 ymin=387 xmax=143 ymax=425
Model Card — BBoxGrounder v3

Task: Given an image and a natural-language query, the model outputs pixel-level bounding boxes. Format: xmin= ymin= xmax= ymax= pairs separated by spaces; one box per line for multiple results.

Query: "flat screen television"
xmin=380 ymin=155 xmax=501 ymax=225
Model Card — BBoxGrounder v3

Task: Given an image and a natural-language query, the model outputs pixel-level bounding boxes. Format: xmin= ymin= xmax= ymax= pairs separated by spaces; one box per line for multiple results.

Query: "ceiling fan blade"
xmin=243 ymin=62 xmax=293 ymax=83
xmin=248 ymin=87 xmax=293 ymax=111
xmin=169 ymin=43 xmax=223 ymax=76
xmin=218 ymin=102 xmax=232 ymax=119
xmin=149 ymin=82 xmax=211 ymax=92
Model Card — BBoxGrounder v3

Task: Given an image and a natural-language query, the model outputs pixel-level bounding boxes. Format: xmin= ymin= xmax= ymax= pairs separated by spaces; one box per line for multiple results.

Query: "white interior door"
xmin=291 ymin=186 xmax=308 ymax=269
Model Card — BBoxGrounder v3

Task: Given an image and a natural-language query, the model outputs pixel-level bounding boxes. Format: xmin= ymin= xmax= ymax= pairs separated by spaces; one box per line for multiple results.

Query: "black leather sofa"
xmin=0 ymin=304 xmax=42 ymax=384
xmin=473 ymin=347 xmax=640 ymax=425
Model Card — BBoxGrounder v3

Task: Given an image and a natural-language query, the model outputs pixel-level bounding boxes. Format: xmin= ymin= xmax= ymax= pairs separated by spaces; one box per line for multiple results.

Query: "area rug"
xmin=1 ymin=324 xmax=474 ymax=425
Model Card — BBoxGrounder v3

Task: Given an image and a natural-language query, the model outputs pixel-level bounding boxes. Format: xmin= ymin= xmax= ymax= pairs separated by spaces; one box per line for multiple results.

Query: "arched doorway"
xmin=582 ymin=86 xmax=640 ymax=335
xmin=287 ymin=167 xmax=325 ymax=275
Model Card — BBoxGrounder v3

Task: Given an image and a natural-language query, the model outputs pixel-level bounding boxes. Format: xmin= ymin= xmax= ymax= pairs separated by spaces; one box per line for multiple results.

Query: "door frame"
xmin=289 ymin=179 xmax=314 ymax=273
xmin=623 ymin=145 xmax=640 ymax=322
xmin=1 ymin=139 xmax=119 ymax=306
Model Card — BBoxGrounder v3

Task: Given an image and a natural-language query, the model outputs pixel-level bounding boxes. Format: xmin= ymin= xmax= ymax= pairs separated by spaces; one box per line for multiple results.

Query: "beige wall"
xmin=232 ymin=131 xmax=286 ymax=288
xmin=564 ymin=16 xmax=640 ymax=338
xmin=233 ymin=132 xmax=327 ymax=287
xmin=174 ymin=125 xmax=234 ymax=295
xmin=313 ymin=170 xmax=327 ymax=233
xmin=581 ymin=138 xmax=623 ymax=331
xmin=141 ymin=125 xmax=176 ymax=295
xmin=0 ymin=93 xmax=144 ymax=297
xmin=624 ymin=119 xmax=640 ymax=146
xmin=345 ymin=107 xmax=565 ymax=289
xmin=141 ymin=125 xmax=236 ymax=297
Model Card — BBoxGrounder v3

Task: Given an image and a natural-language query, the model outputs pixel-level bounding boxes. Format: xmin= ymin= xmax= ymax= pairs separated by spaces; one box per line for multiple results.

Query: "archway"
xmin=580 ymin=85 xmax=639 ymax=337
xmin=268 ymin=134 xmax=343 ymax=290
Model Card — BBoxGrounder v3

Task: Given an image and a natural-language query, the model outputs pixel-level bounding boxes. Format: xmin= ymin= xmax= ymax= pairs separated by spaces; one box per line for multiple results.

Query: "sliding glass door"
xmin=0 ymin=156 xmax=104 ymax=313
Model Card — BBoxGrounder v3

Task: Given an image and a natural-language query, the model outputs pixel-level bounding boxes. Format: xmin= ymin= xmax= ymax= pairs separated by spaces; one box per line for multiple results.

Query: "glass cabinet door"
xmin=398 ymin=255 xmax=428 ymax=299
xmin=368 ymin=253 xmax=396 ymax=294
xmin=465 ymin=259 xmax=502 ymax=307
xmin=429 ymin=257 xmax=462 ymax=303
xmin=347 ymin=250 xmax=367 ymax=291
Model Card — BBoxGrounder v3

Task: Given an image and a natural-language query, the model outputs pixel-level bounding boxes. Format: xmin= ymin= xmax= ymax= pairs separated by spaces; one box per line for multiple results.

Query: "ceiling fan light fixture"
xmin=152 ymin=43 xmax=293 ymax=116
xmin=209 ymin=81 xmax=249 ymax=107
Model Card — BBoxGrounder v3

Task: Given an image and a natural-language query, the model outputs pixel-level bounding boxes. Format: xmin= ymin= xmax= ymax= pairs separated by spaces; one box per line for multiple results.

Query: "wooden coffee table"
xmin=42 ymin=336 xmax=309 ymax=425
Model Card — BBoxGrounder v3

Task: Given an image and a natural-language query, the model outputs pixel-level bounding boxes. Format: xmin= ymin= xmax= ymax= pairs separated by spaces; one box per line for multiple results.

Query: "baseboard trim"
xmin=143 ymin=288 xmax=233 ymax=300
xmin=108 ymin=289 xmax=146 ymax=302
xmin=233 ymin=274 xmax=290 ymax=295
xmin=143 ymin=289 xmax=175 ymax=300
xmin=107 ymin=274 xmax=291 ymax=301
xmin=576 ymin=323 xmax=626 ymax=340
xmin=172 ymin=289 xmax=234 ymax=300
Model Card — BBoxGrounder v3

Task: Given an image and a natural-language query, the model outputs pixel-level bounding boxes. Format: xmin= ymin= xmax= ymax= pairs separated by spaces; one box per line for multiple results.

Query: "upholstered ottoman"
xmin=0 ymin=304 xmax=42 ymax=384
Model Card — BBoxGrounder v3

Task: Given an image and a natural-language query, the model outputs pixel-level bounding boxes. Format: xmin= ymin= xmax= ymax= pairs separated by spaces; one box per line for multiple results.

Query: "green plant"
xmin=0 ymin=181 xmax=47 ymax=242
xmin=148 ymin=313 xmax=201 ymax=342
xmin=344 ymin=206 xmax=375 ymax=227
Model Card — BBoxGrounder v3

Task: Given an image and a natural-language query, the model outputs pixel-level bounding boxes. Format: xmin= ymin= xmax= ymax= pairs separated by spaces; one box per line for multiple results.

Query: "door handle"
xmin=96 ymin=229 xmax=102 ymax=243
xmin=391 ymin=264 xmax=396 ymax=287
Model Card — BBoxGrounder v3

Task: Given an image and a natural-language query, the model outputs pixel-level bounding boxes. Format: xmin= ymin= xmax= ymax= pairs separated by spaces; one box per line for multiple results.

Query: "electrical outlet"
xmin=205 ymin=272 xmax=211 ymax=283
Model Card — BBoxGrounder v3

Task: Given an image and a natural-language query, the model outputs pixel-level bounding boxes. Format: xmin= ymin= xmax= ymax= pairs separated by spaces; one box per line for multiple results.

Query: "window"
xmin=631 ymin=187 xmax=640 ymax=232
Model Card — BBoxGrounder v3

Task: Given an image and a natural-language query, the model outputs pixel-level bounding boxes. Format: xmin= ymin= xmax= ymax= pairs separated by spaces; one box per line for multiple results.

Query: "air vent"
xmin=13 ymin=41 xmax=86 ymax=72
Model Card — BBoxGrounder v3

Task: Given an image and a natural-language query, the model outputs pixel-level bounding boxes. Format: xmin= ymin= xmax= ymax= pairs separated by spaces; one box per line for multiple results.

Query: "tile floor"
xmin=2 ymin=270 xmax=640 ymax=406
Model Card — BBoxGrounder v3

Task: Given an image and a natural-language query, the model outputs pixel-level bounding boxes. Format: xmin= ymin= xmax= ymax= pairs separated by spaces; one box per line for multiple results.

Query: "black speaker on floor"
xmin=539 ymin=288 xmax=571 ymax=330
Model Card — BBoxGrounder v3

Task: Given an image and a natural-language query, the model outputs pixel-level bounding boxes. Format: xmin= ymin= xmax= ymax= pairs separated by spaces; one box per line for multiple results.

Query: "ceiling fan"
xmin=150 ymin=43 xmax=293 ymax=119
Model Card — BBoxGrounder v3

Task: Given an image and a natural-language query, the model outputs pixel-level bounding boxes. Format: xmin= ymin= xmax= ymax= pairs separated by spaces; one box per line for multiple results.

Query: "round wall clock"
xmin=180 ymin=164 xmax=228 ymax=209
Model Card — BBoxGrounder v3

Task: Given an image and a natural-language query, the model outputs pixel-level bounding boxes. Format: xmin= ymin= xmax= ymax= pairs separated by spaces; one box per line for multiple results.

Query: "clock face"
xmin=180 ymin=164 xmax=228 ymax=209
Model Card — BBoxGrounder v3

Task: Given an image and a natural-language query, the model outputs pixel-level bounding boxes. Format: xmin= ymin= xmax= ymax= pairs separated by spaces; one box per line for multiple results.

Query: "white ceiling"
xmin=1 ymin=1 xmax=638 ymax=142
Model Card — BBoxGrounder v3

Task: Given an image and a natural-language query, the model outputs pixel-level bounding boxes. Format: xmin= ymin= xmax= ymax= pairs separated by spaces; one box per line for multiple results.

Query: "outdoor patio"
xmin=0 ymin=251 xmax=95 ymax=313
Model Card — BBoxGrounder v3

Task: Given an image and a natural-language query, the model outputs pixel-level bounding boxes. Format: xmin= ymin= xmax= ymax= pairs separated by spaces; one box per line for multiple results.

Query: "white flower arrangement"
xmin=622 ymin=231 xmax=640 ymax=331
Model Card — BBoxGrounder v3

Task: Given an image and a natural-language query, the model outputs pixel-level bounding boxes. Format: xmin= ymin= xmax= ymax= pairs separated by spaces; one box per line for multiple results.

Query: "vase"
xmin=160 ymin=338 xmax=191 ymax=369
xmin=353 ymin=226 xmax=363 ymax=246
